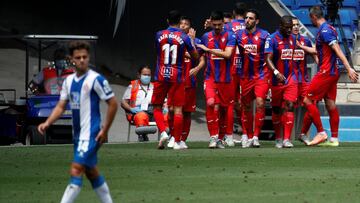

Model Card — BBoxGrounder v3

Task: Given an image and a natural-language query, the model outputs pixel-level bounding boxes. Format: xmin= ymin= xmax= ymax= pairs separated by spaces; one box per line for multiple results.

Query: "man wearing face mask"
xmin=30 ymin=48 xmax=75 ymax=95
xmin=265 ymin=16 xmax=297 ymax=148
xmin=121 ymin=66 xmax=154 ymax=141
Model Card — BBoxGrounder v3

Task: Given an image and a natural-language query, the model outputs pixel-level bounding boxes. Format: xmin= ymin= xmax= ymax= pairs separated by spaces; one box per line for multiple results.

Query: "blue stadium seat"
xmin=295 ymin=0 xmax=321 ymax=9
xmin=342 ymin=0 xmax=359 ymax=9
xmin=336 ymin=27 xmax=353 ymax=41
xmin=281 ymin=0 xmax=295 ymax=9
xmin=306 ymin=26 xmax=318 ymax=36
xmin=338 ymin=9 xmax=354 ymax=26
xmin=292 ymin=9 xmax=312 ymax=25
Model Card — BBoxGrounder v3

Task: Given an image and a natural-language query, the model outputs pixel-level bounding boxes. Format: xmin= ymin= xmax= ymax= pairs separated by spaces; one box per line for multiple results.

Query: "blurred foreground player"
xmin=38 ymin=41 xmax=118 ymax=203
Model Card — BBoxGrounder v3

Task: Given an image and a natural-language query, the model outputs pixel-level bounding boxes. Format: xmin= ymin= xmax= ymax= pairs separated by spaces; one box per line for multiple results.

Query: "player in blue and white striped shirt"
xmin=38 ymin=41 xmax=118 ymax=203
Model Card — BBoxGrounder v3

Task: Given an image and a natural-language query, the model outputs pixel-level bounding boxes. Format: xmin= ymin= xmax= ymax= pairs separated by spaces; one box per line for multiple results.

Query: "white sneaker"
xmin=158 ymin=131 xmax=169 ymax=149
xmin=252 ymin=136 xmax=260 ymax=148
xmin=216 ymin=140 xmax=225 ymax=149
xmin=241 ymin=134 xmax=249 ymax=148
xmin=173 ymin=142 xmax=181 ymax=150
xmin=225 ymin=135 xmax=235 ymax=147
xmin=298 ymin=134 xmax=310 ymax=145
xmin=167 ymin=136 xmax=175 ymax=148
xmin=209 ymin=136 xmax=217 ymax=148
xmin=275 ymin=139 xmax=283 ymax=148
xmin=180 ymin=141 xmax=188 ymax=149
xmin=283 ymin=139 xmax=294 ymax=148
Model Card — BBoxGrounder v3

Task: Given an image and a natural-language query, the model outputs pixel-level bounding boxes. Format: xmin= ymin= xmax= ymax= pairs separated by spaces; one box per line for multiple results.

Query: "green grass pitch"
xmin=1 ymin=141 xmax=360 ymax=203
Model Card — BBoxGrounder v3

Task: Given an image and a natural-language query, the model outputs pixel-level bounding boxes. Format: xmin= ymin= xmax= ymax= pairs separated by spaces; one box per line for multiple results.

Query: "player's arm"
xmin=265 ymin=53 xmax=286 ymax=82
xmin=296 ymin=41 xmax=317 ymax=55
xmin=311 ymin=54 xmax=319 ymax=64
xmin=38 ymin=100 xmax=68 ymax=135
xmin=120 ymin=99 xmax=132 ymax=112
xmin=197 ymin=44 xmax=234 ymax=59
xmin=189 ymin=55 xmax=206 ymax=77
xmin=331 ymin=43 xmax=359 ymax=82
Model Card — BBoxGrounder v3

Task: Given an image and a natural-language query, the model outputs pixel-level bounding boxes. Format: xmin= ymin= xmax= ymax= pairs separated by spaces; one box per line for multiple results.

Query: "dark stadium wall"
xmin=0 ymin=0 xmax=280 ymax=80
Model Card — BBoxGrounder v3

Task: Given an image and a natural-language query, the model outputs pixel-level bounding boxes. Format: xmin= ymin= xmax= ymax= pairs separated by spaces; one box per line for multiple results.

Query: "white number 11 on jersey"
xmin=162 ymin=44 xmax=178 ymax=65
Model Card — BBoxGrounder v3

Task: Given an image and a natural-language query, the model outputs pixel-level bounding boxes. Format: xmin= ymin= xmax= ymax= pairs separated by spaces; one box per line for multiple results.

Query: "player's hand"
xmin=296 ymin=40 xmax=302 ymax=48
xmin=275 ymin=72 xmax=286 ymax=83
xmin=37 ymin=122 xmax=49 ymax=135
xmin=204 ymin=18 xmax=211 ymax=29
xmin=188 ymin=28 xmax=196 ymax=40
xmin=95 ymin=129 xmax=107 ymax=144
xmin=347 ymin=68 xmax=359 ymax=83
xmin=196 ymin=44 xmax=209 ymax=52
xmin=189 ymin=67 xmax=199 ymax=77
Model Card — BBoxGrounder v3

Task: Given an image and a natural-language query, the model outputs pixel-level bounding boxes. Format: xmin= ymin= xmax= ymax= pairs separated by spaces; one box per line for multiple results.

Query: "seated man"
xmin=121 ymin=65 xmax=154 ymax=141
xmin=29 ymin=48 xmax=75 ymax=95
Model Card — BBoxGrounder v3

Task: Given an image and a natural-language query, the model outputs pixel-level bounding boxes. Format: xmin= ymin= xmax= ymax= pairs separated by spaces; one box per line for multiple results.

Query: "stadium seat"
xmin=338 ymin=9 xmax=353 ymax=26
xmin=306 ymin=25 xmax=318 ymax=36
xmin=336 ymin=27 xmax=353 ymax=41
xmin=342 ymin=0 xmax=359 ymax=9
xmin=295 ymin=0 xmax=321 ymax=9
xmin=281 ymin=0 xmax=296 ymax=9
xmin=339 ymin=8 xmax=358 ymax=29
xmin=292 ymin=9 xmax=312 ymax=25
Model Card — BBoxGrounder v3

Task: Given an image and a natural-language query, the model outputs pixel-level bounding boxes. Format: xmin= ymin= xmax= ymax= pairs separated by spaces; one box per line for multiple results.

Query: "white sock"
xmin=253 ymin=136 xmax=259 ymax=139
xmin=60 ymin=184 xmax=81 ymax=203
xmin=225 ymin=134 xmax=233 ymax=138
xmin=94 ymin=182 xmax=113 ymax=203
xmin=160 ymin=131 xmax=168 ymax=139
xmin=330 ymin=137 xmax=338 ymax=142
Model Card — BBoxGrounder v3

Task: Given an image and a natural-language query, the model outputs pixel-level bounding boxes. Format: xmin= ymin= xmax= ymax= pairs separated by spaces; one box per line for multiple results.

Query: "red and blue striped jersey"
xmin=236 ymin=28 xmax=270 ymax=80
xmin=293 ymin=34 xmax=312 ymax=83
xmin=184 ymin=38 xmax=202 ymax=88
xmin=224 ymin=19 xmax=246 ymax=75
xmin=316 ymin=22 xmax=339 ymax=76
xmin=155 ymin=27 xmax=195 ymax=83
xmin=201 ymin=30 xmax=236 ymax=83
xmin=265 ymin=31 xmax=296 ymax=86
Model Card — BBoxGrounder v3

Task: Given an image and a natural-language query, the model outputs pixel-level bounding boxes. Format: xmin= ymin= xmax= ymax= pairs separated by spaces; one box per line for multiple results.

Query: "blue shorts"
xmin=73 ymin=139 xmax=100 ymax=169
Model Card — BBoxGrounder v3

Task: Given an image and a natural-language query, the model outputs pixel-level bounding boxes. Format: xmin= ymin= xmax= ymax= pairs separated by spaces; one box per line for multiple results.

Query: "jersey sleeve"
xmin=183 ymin=34 xmax=195 ymax=53
xmin=305 ymin=37 xmax=312 ymax=47
xmin=194 ymin=38 xmax=204 ymax=55
xmin=122 ymin=84 xmax=132 ymax=100
xmin=226 ymin=31 xmax=236 ymax=47
xmin=59 ymin=78 xmax=69 ymax=101
xmin=321 ymin=27 xmax=338 ymax=45
xmin=94 ymin=75 xmax=115 ymax=101
xmin=264 ymin=36 xmax=274 ymax=54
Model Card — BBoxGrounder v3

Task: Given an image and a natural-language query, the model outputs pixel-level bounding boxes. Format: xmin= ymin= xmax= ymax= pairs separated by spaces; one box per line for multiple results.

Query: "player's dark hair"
xmin=246 ymin=9 xmax=260 ymax=20
xmin=69 ymin=41 xmax=90 ymax=56
xmin=280 ymin=15 xmax=293 ymax=26
xmin=291 ymin=16 xmax=299 ymax=20
xmin=223 ymin=12 xmax=233 ymax=19
xmin=53 ymin=47 xmax=67 ymax=60
xmin=309 ymin=5 xmax=324 ymax=18
xmin=210 ymin=11 xmax=224 ymax=21
xmin=167 ymin=10 xmax=181 ymax=25
xmin=234 ymin=2 xmax=247 ymax=16
xmin=180 ymin=16 xmax=192 ymax=25
xmin=137 ymin=65 xmax=151 ymax=74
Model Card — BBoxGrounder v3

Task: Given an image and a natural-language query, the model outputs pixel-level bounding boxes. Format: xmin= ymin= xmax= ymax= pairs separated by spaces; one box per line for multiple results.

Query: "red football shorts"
xmin=240 ymin=78 xmax=269 ymax=104
xmin=204 ymin=79 xmax=234 ymax=107
xmin=271 ymin=76 xmax=298 ymax=107
xmin=183 ymin=87 xmax=197 ymax=112
xmin=306 ymin=73 xmax=339 ymax=101
xmin=152 ymin=81 xmax=185 ymax=106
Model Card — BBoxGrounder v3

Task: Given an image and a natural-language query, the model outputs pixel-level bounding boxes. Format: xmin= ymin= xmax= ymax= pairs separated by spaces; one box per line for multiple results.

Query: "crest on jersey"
xmin=254 ymin=36 xmax=259 ymax=41
xmin=161 ymin=66 xmax=174 ymax=78
xmin=244 ymin=44 xmax=258 ymax=55
xmin=280 ymin=49 xmax=293 ymax=60
xmin=221 ymin=37 xmax=225 ymax=42
xmin=70 ymin=92 xmax=80 ymax=109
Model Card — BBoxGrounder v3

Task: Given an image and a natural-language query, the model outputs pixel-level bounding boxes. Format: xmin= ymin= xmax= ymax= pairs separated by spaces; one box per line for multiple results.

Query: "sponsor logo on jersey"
xmin=244 ymin=44 xmax=258 ymax=55
xmin=280 ymin=49 xmax=293 ymax=60
xmin=293 ymin=49 xmax=305 ymax=61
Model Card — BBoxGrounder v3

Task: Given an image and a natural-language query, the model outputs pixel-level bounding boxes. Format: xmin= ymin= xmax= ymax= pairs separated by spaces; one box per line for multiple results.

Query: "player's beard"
xmin=246 ymin=22 xmax=255 ymax=31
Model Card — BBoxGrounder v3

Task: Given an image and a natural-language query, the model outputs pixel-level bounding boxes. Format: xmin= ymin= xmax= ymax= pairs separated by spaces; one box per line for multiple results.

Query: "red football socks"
xmin=182 ymin=112 xmax=192 ymax=141
xmin=301 ymin=111 xmax=312 ymax=135
xmin=206 ymin=105 xmax=219 ymax=137
xmin=272 ymin=113 xmax=282 ymax=140
xmin=154 ymin=108 xmax=166 ymax=133
xmin=305 ymin=103 xmax=324 ymax=133
xmin=173 ymin=114 xmax=183 ymax=142
xmin=254 ymin=108 xmax=265 ymax=137
xmin=328 ymin=108 xmax=339 ymax=138
xmin=283 ymin=112 xmax=294 ymax=140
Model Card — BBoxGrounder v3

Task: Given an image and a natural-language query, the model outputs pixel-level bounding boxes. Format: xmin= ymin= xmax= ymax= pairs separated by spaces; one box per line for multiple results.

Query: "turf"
xmin=1 ymin=141 xmax=360 ymax=203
